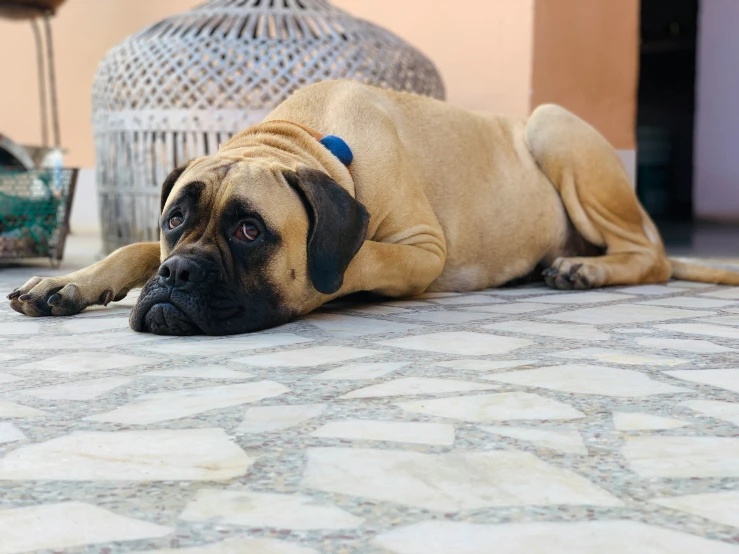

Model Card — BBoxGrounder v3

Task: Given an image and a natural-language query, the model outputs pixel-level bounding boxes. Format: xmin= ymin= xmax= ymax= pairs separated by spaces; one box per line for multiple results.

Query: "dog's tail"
xmin=669 ymin=258 xmax=739 ymax=285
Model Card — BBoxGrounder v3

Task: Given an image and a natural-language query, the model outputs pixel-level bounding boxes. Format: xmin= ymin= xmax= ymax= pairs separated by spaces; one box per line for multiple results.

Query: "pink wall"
xmin=694 ymin=0 xmax=739 ymax=221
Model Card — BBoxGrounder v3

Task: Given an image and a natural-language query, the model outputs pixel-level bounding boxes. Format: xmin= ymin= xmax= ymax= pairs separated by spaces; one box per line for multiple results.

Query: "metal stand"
xmin=29 ymin=13 xmax=60 ymax=149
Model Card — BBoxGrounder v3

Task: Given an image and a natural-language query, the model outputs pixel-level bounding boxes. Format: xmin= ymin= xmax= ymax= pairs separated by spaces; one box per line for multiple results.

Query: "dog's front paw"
xmin=7 ymin=275 xmax=116 ymax=317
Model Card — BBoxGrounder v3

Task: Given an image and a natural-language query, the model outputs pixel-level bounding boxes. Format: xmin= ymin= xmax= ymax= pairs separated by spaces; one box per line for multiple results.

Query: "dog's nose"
xmin=158 ymin=256 xmax=206 ymax=291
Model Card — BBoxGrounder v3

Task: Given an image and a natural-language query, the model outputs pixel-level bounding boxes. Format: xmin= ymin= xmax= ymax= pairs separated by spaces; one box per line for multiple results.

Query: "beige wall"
xmin=338 ymin=0 xmax=534 ymax=117
xmin=0 ymin=0 xmax=535 ymax=168
xmin=0 ymin=0 xmax=203 ymax=168
xmin=531 ymin=0 xmax=639 ymax=151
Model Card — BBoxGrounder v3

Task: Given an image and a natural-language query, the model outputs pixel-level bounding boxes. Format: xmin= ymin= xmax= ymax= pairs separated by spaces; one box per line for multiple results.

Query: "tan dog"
xmin=8 ymin=80 xmax=739 ymax=334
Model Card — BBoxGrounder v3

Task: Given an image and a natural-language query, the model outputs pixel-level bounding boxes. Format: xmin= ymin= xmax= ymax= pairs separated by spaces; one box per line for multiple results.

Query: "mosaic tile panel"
xmin=1 ymin=270 xmax=739 ymax=553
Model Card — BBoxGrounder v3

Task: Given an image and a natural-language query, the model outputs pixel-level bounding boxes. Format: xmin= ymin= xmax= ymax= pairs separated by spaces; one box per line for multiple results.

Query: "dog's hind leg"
xmin=525 ymin=104 xmax=671 ymax=289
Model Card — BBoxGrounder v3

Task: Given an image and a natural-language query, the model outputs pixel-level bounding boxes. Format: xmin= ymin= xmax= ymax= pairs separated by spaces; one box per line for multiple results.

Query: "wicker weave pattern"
xmin=92 ymin=0 xmax=445 ymax=253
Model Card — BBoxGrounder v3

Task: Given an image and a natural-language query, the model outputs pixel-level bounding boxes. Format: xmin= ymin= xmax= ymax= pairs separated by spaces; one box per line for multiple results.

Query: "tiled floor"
xmin=1 ymin=237 xmax=739 ymax=553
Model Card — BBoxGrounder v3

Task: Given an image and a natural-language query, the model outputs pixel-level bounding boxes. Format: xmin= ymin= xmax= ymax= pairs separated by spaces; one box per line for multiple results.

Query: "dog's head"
xmin=129 ymin=158 xmax=369 ymax=335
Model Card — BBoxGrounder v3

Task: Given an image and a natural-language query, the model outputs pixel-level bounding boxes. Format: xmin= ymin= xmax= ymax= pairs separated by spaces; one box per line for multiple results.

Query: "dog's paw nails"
xmin=47 ymin=293 xmax=62 ymax=307
xmin=6 ymin=290 xmax=20 ymax=300
xmin=99 ymin=289 xmax=114 ymax=307
xmin=542 ymin=268 xmax=557 ymax=278
xmin=18 ymin=294 xmax=32 ymax=302
xmin=571 ymin=273 xmax=591 ymax=290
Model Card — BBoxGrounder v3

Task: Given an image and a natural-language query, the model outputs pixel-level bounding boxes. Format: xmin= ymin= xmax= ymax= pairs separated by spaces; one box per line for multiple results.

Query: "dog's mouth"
xmin=129 ymin=279 xmax=212 ymax=336
xmin=129 ymin=274 xmax=291 ymax=336
xmin=140 ymin=302 xmax=200 ymax=336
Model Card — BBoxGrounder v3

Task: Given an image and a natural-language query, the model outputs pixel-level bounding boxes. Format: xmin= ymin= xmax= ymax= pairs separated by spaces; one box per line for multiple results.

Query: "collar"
xmin=270 ymin=120 xmax=354 ymax=168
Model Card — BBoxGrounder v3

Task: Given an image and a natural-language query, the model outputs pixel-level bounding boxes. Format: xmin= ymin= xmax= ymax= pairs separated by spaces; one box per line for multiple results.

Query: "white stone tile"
xmin=311 ymin=420 xmax=455 ymax=446
xmin=379 ymin=332 xmax=532 ymax=356
xmin=614 ymin=328 xmax=655 ymax=334
xmin=86 ymin=381 xmax=288 ymax=425
xmin=701 ymin=288 xmax=739 ymax=299
xmin=372 ymin=520 xmax=739 ymax=554
xmin=302 ymin=447 xmax=621 ymax=512
xmin=138 ymin=538 xmax=319 ymax=554
xmin=700 ymin=315 xmax=739 ymax=326
xmin=479 ymin=426 xmax=587 ymax=455
xmin=651 ymin=491 xmax=739 ymax=528
xmin=396 ymin=311 xmax=495 ymax=324
xmin=636 ymin=338 xmax=735 ymax=354
xmin=428 ymin=295 xmax=505 ymax=305
xmin=0 ymin=321 xmax=40 ymax=335
xmin=683 ymin=400 xmax=739 ymax=426
xmin=381 ymin=300 xmax=432 ymax=308
xmin=235 ymin=404 xmax=326 ymax=434
xmin=617 ymin=284 xmax=688 ymax=295
xmin=71 ymin=305 xmax=132 ymax=318
xmin=0 ymin=428 xmax=252 ymax=481
xmin=142 ymin=367 xmax=255 ymax=379
xmin=638 ymin=297 xmax=739 ymax=309
xmin=311 ymin=362 xmax=409 ymax=380
xmin=541 ymin=305 xmax=714 ymax=325
xmin=140 ymin=333 xmax=312 ymax=356
xmin=8 ymin=331 xmax=158 ymax=351
xmin=725 ymin=307 xmax=739 ymax=314
xmin=19 ymin=376 xmax=134 ymax=401
xmin=664 ymin=369 xmax=739 ymax=394
xmin=530 ymin=292 xmax=633 ymax=304
xmin=61 ymin=317 xmax=130 ymax=333
xmin=669 ymin=280 xmax=713 ymax=288
xmin=490 ymin=364 xmax=687 ymax=397
xmin=0 ymin=401 xmax=47 ymax=419
xmin=0 ymin=422 xmax=26 ymax=444
xmin=179 ymin=488 xmax=362 ymax=530
xmin=435 ymin=360 xmax=535 ymax=372
xmin=0 ymin=353 xmax=25 ymax=362
xmin=483 ymin=321 xmax=610 ymax=341
xmin=622 ymin=436 xmax=739 ymax=477
xmin=417 ymin=292 xmax=462 ymax=299
xmin=656 ymin=323 xmax=739 ymax=340
xmin=0 ymin=373 xmax=23 ymax=384
xmin=612 ymin=412 xmax=689 ymax=431
xmin=398 ymin=393 xmax=584 ymax=422
xmin=0 ymin=501 xmax=172 ymax=554
xmin=304 ymin=313 xmax=422 ymax=337
xmin=345 ymin=305 xmax=409 ymax=315
xmin=234 ymin=346 xmax=384 ymax=368
xmin=460 ymin=302 xmax=553 ymax=315
xmin=552 ymin=347 xmax=689 ymax=367
xmin=14 ymin=352 xmax=156 ymax=373
xmin=485 ymin=287 xmax=558 ymax=297
xmin=341 ymin=377 xmax=497 ymax=399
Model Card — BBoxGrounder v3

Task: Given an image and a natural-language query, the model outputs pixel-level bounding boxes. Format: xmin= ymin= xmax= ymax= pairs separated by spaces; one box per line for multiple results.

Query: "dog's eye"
xmin=235 ymin=222 xmax=260 ymax=242
xmin=168 ymin=213 xmax=184 ymax=230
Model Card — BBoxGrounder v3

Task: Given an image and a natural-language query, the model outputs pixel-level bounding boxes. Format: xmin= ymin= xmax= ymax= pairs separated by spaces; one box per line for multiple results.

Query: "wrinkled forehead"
xmin=167 ymin=157 xmax=303 ymax=226
xmin=222 ymin=162 xmax=305 ymax=228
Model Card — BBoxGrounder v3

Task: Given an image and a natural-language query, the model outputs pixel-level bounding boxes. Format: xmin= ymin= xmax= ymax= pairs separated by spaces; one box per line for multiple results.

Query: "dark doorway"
xmin=636 ymin=0 xmax=699 ymax=224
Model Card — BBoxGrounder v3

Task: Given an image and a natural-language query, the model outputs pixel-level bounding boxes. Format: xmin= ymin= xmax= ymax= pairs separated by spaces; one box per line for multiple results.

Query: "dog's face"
xmin=129 ymin=157 xmax=369 ymax=336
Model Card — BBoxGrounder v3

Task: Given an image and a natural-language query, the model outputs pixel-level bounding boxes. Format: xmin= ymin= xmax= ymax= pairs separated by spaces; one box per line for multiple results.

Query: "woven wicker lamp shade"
xmin=92 ymin=0 xmax=445 ymax=253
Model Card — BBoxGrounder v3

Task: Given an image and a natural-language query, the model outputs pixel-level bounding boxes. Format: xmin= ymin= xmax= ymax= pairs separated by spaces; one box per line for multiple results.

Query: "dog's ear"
xmin=284 ymin=168 xmax=370 ymax=295
xmin=160 ymin=163 xmax=191 ymax=213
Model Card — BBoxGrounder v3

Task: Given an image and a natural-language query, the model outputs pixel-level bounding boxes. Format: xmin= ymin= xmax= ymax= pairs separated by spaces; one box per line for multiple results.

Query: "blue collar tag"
xmin=319 ymin=135 xmax=353 ymax=166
